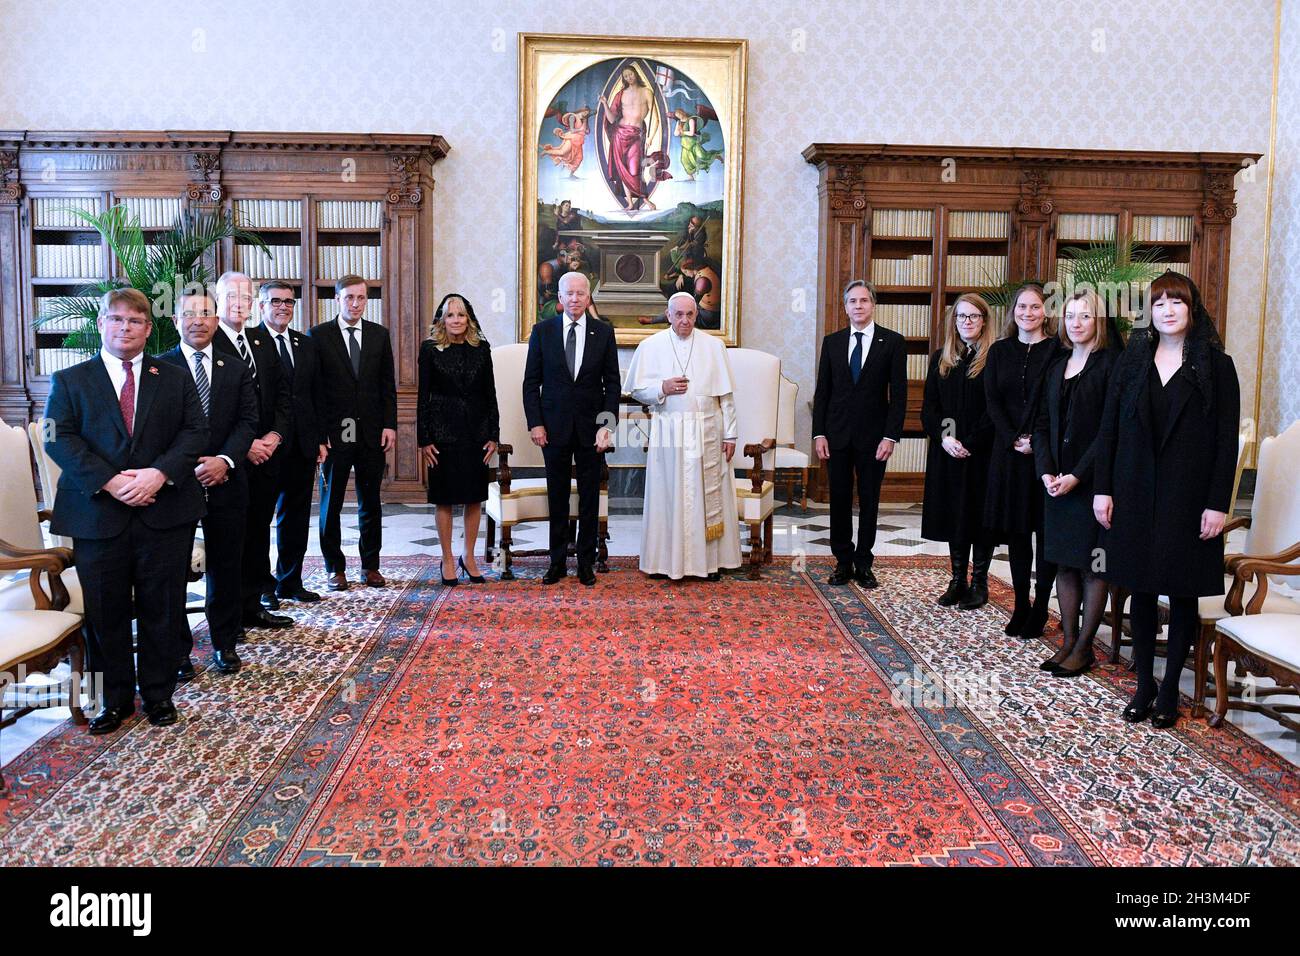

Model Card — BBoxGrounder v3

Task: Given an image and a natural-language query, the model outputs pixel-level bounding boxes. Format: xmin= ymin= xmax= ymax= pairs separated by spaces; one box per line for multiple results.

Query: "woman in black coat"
xmin=417 ymin=293 xmax=500 ymax=586
xmin=1033 ymin=290 xmax=1120 ymax=677
xmin=921 ymin=293 xmax=998 ymax=609
xmin=1093 ymin=272 xmax=1240 ymax=728
xmin=983 ymin=282 xmax=1064 ymax=637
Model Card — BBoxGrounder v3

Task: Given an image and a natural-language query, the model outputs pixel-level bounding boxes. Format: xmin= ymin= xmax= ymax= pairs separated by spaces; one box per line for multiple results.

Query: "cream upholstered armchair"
xmin=484 ymin=343 xmax=610 ymax=579
xmin=1208 ymin=420 xmax=1300 ymax=730
xmin=0 ymin=418 xmax=87 ymax=786
xmin=727 ymin=348 xmax=780 ymax=579
xmin=774 ymin=375 xmax=810 ymax=511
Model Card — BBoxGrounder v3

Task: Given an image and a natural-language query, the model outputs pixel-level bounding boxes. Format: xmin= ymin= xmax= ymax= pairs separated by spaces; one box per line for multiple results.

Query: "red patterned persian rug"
xmin=1 ymin=556 xmax=1296 ymax=866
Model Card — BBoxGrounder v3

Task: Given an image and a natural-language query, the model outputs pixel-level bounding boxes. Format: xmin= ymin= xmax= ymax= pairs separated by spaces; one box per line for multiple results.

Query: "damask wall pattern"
xmin=1262 ymin=0 xmax=1299 ymax=439
xmin=0 ymin=0 xmax=1281 ymax=448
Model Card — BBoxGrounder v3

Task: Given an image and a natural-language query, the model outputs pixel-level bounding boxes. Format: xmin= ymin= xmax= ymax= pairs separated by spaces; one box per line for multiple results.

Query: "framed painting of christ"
xmin=519 ymin=34 xmax=748 ymax=346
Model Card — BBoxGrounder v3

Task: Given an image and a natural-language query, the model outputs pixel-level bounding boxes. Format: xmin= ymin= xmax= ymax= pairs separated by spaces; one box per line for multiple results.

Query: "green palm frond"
xmin=34 ymin=204 xmax=271 ymax=358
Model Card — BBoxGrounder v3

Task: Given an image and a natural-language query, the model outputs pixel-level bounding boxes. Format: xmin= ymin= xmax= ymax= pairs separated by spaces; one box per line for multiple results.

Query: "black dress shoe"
xmin=88 ymin=705 xmax=132 ymax=735
xmin=1122 ymin=691 xmax=1156 ymax=724
xmin=1151 ymin=707 xmax=1180 ymax=729
xmin=243 ymin=608 xmax=293 ymax=629
xmin=1051 ymin=658 xmax=1094 ymax=678
xmin=260 ymin=592 xmax=281 ymax=611
xmin=278 ymin=587 xmax=321 ymax=603
xmin=144 ymin=699 xmax=179 ymax=727
xmin=854 ymin=568 xmax=879 ymax=589
xmin=707 ymin=572 xmax=721 ymax=582
xmin=828 ymin=564 xmax=854 ymax=586
xmin=577 ymin=565 xmax=597 ymax=586
xmin=176 ymin=658 xmax=196 ymax=682
xmin=542 ymin=565 xmax=566 ymax=585
xmin=213 ymin=649 xmax=242 ymax=674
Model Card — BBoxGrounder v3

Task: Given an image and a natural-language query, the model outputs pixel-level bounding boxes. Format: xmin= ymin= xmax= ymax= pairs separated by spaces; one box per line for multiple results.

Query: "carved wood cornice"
xmin=0 ymin=150 xmax=21 ymax=203
xmin=0 ymin=131 xmax=450 ymax=160
xmin=1017 ymin=168 xmax=1054 ymax=217
xmin=803 ymin=142 xmax=1260 ymax=173
xmin=1201 ymin=169 xmax=1238 ymax=222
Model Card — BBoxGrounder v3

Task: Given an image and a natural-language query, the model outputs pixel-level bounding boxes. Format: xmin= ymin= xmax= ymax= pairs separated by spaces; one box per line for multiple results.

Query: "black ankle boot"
xmin=1020 ymin=603 xmax=1049 ymax=640
xmin=959 ymin=544 xmax=991 ymax=611
xmin=936 ymin=577 xmax=968 ymax=607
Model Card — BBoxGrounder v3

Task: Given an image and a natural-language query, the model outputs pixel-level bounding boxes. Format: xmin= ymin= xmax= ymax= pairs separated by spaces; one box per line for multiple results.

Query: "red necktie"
xmin=120 ymin=360 xmax=135 ymax=437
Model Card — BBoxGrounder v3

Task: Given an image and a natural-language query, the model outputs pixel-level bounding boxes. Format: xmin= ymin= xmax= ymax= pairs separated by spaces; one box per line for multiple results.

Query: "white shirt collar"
xmin=562 ymin=312 xmax=586 ymax=329
xmin=217 ymin=320 xmax=249 ymax=349
xmin=179 ymin=340 xmax=214 ymax=364
xmin=337 ymin=315 xmax=363 ymax=334
xmin=100 ymin=348 xmax=143 ymax=372
xmin=849 ymin=320 xmax=874 ymax=338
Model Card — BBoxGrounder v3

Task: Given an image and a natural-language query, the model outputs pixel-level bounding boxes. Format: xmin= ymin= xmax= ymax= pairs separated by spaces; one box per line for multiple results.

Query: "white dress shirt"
xmin=266 ymin=327 xmax=294 ymax=366
xmin=100 ymin=348 xmax=143 ymax=421
xmin=179 ymin=341 xmax=234 ymax=470
xmin=561 ymin=311 xmax=586 ymax=376
xmin=813 ymin=320 xmax=896 ymax=444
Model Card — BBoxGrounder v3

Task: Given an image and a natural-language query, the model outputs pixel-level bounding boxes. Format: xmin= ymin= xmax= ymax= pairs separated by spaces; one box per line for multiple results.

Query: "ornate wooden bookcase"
xmin=802 ymin=143 xmax=1259 ymax=502
xmin=0 ymin=130 xmax=449 ymax=501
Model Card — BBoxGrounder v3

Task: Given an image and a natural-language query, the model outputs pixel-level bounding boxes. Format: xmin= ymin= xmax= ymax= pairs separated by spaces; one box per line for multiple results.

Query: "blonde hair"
xmin=1058 ymin=288 xmax=1109 ymax=351
xmin=939 ymin=293 xmax=996 ymax=378
xmin=98 ymin=288 xmax=151 ymax=320
xmin=430 ymin=295 xmax=482 ymax=348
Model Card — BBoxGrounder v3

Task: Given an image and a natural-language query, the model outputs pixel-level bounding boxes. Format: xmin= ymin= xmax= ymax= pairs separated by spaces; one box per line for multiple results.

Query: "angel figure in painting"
xmin=541 ymin=107 xmax=592 ymax=178
xmin=672 ymin=106 xmax=723 ymax=180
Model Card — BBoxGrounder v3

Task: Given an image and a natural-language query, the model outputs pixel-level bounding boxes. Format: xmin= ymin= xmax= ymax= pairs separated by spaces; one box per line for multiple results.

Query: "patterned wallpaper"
xmin=1262 ymin=0 xmax=1299 ymax=439
xmin=0 ymin=0 xmax=1282 ymax=448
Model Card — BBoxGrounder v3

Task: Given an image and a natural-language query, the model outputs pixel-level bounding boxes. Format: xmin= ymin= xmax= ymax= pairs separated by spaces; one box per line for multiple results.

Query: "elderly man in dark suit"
xmin=522 ymin=270 xmax=620 ymax=586
xmin=309 ymin=274 xmax=398 ymax=591
xmin=44 ymin=288 xmax=207 ymax=733
xmin=212 ymin=270 xmax=294 ymax=631
xmin=255 ymin=280 xmax=328 ymax=604
xmin=158 ymin=288 xmax=259 ymax=677
xmin=812 ymin=279 xmax=908 ymax=588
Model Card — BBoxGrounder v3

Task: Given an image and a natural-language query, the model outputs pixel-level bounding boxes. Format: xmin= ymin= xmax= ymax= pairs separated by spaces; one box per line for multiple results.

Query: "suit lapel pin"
xmin=217 ymin=359 xmax=225 ymax=367
xmin=148 ymin=366 xmax=159 ymax=375
xmin=253 ymin=339 xmax=261 ymax=346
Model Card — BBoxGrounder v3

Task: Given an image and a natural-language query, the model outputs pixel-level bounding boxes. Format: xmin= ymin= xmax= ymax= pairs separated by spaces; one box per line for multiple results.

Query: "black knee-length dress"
xmin=416 ymin=339 xmax=500 ymax=505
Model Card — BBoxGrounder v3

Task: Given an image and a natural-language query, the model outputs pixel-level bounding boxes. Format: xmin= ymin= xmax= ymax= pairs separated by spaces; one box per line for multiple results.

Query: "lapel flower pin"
xmin=148 ymin=366 xmax=159 ymax=375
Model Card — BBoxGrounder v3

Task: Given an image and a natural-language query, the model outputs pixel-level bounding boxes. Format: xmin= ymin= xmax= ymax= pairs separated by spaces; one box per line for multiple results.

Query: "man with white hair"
xmin=625 ymin=292 xmax=741 ymax=580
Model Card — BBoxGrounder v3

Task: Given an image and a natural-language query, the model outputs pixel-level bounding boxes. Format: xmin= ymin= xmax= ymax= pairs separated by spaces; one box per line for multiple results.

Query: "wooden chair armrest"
xmin=1227 ymin=550 xmax=1300 ymax=615
xmin=38 ymin=508 xmax=54 ymax=523
xmin=743 ymin=438 xmax=777 ymax=493
xmin=1229 ymin=540 xmax=1300 ymax=572
xmin=1222 ymin=514 xmax=1251 ymax=535
xmin=495 ymin=443 xmax=513 ymax=495
xmin=0 ymin=540 xmax=73 ymax=612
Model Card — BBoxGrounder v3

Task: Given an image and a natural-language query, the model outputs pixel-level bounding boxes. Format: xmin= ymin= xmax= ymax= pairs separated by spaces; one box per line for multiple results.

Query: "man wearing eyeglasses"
xmin=213 ymin=271 xmax=294 ymax=633
xmin=256 ymin=281 xmax=329 ymax=605
xmin=158 ymin=288 xmax=258 ymax=677
xmin=44 ymin=288 xmax=208 ymax=733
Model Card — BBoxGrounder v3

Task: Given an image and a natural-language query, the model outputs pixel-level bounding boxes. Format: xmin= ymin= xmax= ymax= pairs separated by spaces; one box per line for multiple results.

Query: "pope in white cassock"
xmin=625 ymin=292 xmax=743 ymax=580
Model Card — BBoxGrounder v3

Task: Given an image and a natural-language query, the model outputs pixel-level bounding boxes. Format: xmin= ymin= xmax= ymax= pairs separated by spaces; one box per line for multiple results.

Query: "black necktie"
xmin=565 ymin=320 xmax=578 ymax=379
xmin=346 ymin=326 xmax=361 ymax=376
xmin=236 ymin=331 xmax=257 ymax=380
xmin=850 ymin=331 xmax=864 ymax=384
xmin=276 ymin=333 xmax=295 ymax=386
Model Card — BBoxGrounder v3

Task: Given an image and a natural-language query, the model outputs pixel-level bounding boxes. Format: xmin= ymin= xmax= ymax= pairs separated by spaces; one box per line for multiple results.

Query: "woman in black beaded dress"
xmin=983 ymin=282 xmax=1064 ymax=638
xmin=417 ymin=293 xmax=499 ymax=585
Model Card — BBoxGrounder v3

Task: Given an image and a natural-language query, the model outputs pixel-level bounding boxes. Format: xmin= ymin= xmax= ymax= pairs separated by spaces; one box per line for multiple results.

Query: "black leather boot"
xmin=937 ymin=543 xmax=969 ymax=607
xmin=959 ymin=544 xmax=992 ymax=611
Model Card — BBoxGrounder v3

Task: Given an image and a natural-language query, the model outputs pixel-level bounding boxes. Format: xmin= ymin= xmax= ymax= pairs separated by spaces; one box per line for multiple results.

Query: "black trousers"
xmin=274 ymin=447 xmax=317 ymax=594
xmin=542 ymin=434 xmax=601 ymax=568
xmin=74 ymin=517 xmax=192 ymax=711
xmin=827 ymin=440 xmax=888 ymax=569
xmin=194 ymin=484 xmax=246 ymax=654
xmin=319 ymin=443 xmax=385 ymax=574
xmin=241 ymin=459 xmax=281 ymax=613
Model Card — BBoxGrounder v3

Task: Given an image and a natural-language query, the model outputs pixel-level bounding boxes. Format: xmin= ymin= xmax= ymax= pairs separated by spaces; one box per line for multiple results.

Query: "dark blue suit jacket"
xmin=522 ymin=315 xmax=621 ymax=446
xmin=157 ymin=345 xmax=259 ymax=504
xmin=44 ymin=354 xmax=208 ymax=539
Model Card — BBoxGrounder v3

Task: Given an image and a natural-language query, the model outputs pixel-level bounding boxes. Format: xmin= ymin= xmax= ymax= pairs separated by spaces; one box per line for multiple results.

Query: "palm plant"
xmin=982 ymin=235 xmax=1166 ymax=335
xmin=34 ymin=203 xmax=270 ymax=355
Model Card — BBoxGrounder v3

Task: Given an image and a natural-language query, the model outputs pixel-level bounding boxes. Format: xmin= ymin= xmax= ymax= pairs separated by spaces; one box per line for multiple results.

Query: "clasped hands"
xmin=103 ymin=467 xmax=166 ymax=507
xmin=1013 ymin=435 xmax=1033 ymax=455
xmin=246 ymin=432 xmax=281 ymax=466
xmin=1041 ymin=472 xmax=1079 ymax=497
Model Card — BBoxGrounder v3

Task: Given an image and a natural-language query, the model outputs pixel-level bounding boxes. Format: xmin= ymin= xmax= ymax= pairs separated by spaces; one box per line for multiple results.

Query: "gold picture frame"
xmin=519 ymin=33 xmax=748 ymax=346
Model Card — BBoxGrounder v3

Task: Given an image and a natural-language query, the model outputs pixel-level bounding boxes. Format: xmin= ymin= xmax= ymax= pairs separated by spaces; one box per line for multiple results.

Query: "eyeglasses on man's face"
xmin=102 ymin=314 xmax=150 ymax=329
xmin=264 ymin=298 xmax=296 ymax=308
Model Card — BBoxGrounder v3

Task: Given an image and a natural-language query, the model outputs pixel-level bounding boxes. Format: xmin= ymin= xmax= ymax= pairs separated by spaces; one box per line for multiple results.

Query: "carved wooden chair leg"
xmin=1209 ymin=632 xmax=1231 ymax=727
xmin=69 ymin=630 xmax=87 ymax=725
xmin=1191 ymin=621 xmax=1214 ymax=718
xmin=597 ymin=517 xmax=609 ymax=573
xmin=485 ymin=515 xmax=496 ymax=564
xmin=748 ymin=522 xmax=762 ymax=580
xmin=763 ymin=514 xmax=774 ymax=564
xmin=500 ymin=525 xmax=515 ymax=581
xmin=800 ymin=468 xmax=808 ymax=512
